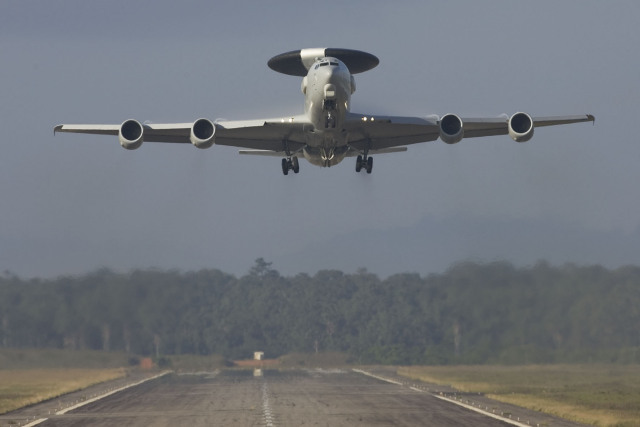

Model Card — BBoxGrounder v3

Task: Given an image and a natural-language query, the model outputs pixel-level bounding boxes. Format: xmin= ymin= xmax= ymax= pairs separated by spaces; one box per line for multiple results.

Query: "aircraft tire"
xmin=282 ymin=158 xmax=289 ymax=175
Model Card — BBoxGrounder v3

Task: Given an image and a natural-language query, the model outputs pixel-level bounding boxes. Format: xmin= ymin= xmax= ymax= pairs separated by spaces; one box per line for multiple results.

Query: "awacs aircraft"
xmin=55 ymin=48 xmax=594 ymax=175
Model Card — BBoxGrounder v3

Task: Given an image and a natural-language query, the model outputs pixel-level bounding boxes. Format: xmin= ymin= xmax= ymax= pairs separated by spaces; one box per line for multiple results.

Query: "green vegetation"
xmin=1 ymin=260 xmax=639 ymax=365
xmin=0 ymin=348 xmax=133 ymax=369
xmin=398 ymin=365 xmax=640 ymax=427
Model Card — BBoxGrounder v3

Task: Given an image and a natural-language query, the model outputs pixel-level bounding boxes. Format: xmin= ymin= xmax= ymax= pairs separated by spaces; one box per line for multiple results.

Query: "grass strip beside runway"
xmin=0 ymin=368 xmax=126 ymax=414
xmin=398 ymin=364 xmax=640 ymax=427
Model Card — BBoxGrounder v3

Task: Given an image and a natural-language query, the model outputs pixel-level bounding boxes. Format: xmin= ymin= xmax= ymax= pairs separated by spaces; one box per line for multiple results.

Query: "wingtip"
xmin=587 ymin=114 xmax=595 ymax=124
xmin=53 ymin=124 xmax=63 ymax=135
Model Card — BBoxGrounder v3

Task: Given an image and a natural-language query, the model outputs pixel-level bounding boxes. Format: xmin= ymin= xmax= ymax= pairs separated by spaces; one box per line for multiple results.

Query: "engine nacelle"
xmin=508 ymin=112 xmax=534 ymax=142
xmin=190 ymin=118 xmax=216 ymax=149
xmin=439 ymin=114 xmax=464 ymax=144
xmin=119 ymin=119 xmax=143 ymax=150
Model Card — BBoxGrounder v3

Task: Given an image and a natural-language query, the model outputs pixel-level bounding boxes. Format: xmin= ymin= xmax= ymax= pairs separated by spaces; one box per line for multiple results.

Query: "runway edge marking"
xmin=352 ymin=369 xmax=530 ymax=427
xmin=22 ymin=371 xmax=171 ymax=427
xmin=431 ymin=394 xmax=531 ymax=427
xmin=351 ymin=368 xmax=403 ymax=385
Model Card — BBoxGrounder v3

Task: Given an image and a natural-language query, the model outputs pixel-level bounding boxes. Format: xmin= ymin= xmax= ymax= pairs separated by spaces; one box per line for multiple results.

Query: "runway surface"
xmin=3 ymin=369 xmax=586 ymax=427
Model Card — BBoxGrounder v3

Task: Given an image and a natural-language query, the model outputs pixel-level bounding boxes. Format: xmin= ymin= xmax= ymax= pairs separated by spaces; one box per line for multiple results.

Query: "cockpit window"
xmin=315 ymin=60 xmax=339 ymax=69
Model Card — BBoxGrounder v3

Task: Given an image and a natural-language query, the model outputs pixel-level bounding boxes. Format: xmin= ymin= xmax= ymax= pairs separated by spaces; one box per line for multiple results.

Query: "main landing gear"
xmin=355 ymin=155 xmax=373 ymax=174
xmin=281 ymin=156 xmax=300 ymax=175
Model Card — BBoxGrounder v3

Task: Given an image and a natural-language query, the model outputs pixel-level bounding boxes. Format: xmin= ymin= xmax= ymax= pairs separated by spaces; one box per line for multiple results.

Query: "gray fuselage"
xmin=301 ymin=57 xmax=355 ymax=167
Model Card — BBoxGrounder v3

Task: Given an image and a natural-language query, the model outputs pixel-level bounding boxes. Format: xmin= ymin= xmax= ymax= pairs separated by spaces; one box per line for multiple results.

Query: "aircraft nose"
xmin=322 ymin=67 xmax=345 ymax=86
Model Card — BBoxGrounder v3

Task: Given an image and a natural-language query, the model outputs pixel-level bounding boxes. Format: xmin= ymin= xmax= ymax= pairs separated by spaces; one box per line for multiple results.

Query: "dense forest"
xmin=1 ymin=260 xmax=639 ymax=365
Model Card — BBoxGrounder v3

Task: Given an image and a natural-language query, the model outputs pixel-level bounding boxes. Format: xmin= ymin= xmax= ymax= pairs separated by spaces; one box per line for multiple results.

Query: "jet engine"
xmin=119 ymin=119 xmax=144 ymax=150
xmin=190 ymin=118 xmax=216 ymax=149
xmin=439 ymin=114 xmax=464 ymax=144
xmin=508 ymin=112 xmax=534 ymax=142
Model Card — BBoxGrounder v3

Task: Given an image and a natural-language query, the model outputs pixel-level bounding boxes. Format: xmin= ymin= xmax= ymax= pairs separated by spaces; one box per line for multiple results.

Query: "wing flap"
xmin=215 ymin=116 xmax=309 ymax=152
xmin=239 ymin=149 xmax=286 ymax=157
xmin=345 ymin=146 xmax=408 ymax=157
xmin=460 ymin=117 xmax=510 ymax=139
xmin=345 ymin=113 xmax=440 ymax=151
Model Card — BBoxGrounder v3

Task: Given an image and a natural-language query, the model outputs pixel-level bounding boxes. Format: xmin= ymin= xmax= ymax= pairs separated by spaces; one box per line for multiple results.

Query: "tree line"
xmin=1 ymin=260 xmax=639 ymax=365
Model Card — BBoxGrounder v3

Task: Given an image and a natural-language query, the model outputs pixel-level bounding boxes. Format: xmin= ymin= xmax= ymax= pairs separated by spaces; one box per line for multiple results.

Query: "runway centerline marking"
xmin=262 ymin=381 xmax=276 ymax=427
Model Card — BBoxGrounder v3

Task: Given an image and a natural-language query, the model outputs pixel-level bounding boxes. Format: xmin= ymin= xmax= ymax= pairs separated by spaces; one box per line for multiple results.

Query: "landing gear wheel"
xmin=366 ymin=156 xmax=373 ymax=174
xmin=355 ymin=155 xmax=363 ymax=172
xmin=281 ymin=158 xmax=289 ymax=175
xmin=292 ymin=156 xmax=300 ymax=174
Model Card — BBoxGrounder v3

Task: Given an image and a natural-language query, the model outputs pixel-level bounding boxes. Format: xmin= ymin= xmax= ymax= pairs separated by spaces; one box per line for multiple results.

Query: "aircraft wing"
xmin=344 ymin=113 xmax=595 ymax=151
xmin=56 ymin=113 xmax=594 ymax=153
xmin=344 ymin=114 xmax=440 ymax=152
xmin=458 ymin=114 xmax=595 ymax=138
xmin=213 ymin=117 xmax=308 ymax=152
xmin=54 ymin=116 xmax=310 ymax=153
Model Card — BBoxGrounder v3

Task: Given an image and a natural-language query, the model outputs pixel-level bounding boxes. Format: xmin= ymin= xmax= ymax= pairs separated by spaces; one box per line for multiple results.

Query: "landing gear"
xmin=325 ymin=112 xmax=336 ymax=129
xmin=281 ymin=156 xmax=300 ymax=175
xmin=355 ymin=155 xmax=373 ymax=174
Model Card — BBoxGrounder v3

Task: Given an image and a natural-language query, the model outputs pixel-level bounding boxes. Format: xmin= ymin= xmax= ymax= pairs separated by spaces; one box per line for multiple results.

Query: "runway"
xmin=2 ymin=369 xmax=586 ymax=427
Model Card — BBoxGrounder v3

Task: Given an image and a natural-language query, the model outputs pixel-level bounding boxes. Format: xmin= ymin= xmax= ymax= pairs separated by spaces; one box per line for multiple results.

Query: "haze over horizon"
xmin=1 ymin=1 xmax=638 ymax=278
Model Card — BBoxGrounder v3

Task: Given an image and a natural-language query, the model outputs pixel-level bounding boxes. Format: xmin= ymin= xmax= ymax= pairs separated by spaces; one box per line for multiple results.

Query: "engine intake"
xmin=508 ymin=112 xmax=534 ymax=142
xmin=439 ymin=114 xmax=464 ymax=144
xmin=119 ymin=119 xmax=143 ymax=150
xmin=190 ymin=118 xmax=216 ymax=149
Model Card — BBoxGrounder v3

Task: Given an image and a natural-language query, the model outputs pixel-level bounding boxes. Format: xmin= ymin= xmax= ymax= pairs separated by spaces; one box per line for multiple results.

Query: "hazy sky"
xmin=1 ymin=1 xmax=638 ymax=278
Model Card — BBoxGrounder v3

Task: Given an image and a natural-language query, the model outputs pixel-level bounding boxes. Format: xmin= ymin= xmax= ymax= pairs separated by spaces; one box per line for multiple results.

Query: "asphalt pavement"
xmin=2 ymin=369 xmax=587 ymax=427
